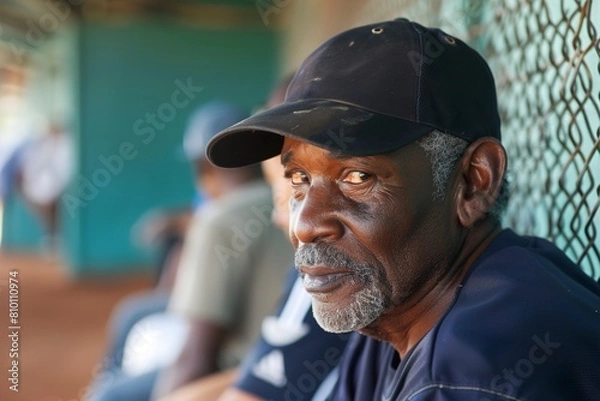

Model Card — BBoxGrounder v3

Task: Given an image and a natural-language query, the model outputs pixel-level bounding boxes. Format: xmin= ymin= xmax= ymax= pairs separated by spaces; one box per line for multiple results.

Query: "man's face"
xmin=282 ymin=138 xmax=457 ymax=333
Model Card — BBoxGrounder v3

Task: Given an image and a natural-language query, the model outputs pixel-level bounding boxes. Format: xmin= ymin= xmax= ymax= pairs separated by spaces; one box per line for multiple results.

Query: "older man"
xmin=204 ymin=18 xmax=600 ymax=401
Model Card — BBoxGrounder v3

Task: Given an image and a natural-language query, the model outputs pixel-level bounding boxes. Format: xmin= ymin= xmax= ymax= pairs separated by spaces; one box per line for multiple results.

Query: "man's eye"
xmin=289 ymin=171 xmax=309 ymax=185
xmin=343 ymin=171 xmax=371 ymax=184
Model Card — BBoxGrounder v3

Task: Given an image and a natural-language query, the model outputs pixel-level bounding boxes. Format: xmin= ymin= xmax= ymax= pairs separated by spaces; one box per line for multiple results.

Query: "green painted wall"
xmin=3 ymin=20 xmax=279 ymax=276
xmin=67 ymin=21 xmax=278 ymax=275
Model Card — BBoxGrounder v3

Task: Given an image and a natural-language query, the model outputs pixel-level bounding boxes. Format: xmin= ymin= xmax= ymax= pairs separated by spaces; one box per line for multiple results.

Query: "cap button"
xmin=440 ymin=33 xmax=456 ymax=45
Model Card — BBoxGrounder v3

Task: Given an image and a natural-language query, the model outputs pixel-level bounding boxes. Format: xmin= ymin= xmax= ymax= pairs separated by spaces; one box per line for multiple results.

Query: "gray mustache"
xmin=294 ymin=244 xmax=361 ymax=271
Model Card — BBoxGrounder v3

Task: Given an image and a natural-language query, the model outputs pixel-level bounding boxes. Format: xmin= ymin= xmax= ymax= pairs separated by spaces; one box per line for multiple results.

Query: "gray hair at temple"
xmin=417 ymin=130 xmax=510 ymax=224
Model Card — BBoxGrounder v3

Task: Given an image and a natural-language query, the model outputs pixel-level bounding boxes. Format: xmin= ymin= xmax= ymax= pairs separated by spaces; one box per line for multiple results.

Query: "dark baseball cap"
xmin=206 ymin=18 xmax=501 ymax=168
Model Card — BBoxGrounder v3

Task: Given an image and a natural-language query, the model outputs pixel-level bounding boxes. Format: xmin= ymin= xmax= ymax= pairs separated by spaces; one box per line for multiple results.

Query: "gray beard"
xmin=311 ymin=278 xmax=386 ymax=333
xmin=295 ymin=243 xmax=388 ymax=333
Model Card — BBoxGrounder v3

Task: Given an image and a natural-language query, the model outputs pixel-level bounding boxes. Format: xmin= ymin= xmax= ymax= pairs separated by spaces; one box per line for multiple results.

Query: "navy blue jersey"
xmin=329 ymin=229 xmax=600 ymax=401
xmin=235 ymin=267 xmax=351 ymax=401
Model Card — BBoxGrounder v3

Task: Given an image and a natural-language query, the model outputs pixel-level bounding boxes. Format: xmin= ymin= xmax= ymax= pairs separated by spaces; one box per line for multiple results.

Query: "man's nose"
xmin=290 ymin=181 xmax=344 ymax=246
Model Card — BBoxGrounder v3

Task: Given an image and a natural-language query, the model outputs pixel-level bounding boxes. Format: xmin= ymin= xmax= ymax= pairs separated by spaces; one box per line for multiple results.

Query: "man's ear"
xmin=454 ymin=138 xmax=507 ymax=227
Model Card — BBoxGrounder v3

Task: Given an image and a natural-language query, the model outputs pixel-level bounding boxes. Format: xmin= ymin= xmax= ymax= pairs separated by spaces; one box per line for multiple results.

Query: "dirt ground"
xmin=0 ymin=251 xmax=152 ymax=401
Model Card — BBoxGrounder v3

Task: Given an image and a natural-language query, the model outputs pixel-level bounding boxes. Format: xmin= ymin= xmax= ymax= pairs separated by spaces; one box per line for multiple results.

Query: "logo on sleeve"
xmin=252 ymin=349 xmax=287 ymax=387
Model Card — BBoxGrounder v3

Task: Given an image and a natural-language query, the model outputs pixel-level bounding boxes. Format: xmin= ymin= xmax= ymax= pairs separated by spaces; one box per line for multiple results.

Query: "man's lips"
xmin=298 ymin=266 xmax=352 ymax=293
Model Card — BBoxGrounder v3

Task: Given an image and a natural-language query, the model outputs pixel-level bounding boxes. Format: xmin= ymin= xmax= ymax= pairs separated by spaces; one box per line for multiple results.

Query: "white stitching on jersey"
xmin=406 ymin=384 xmax=522 ymax=401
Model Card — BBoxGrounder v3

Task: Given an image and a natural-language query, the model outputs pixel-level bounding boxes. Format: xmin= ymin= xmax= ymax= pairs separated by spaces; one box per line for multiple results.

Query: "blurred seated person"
xmin=91 ymin=102 xmax=242 ymax=382
xmin=131 ymin=103 xmax=224 ymax=286
xmin=150 ymin=100 xmax=293 ymax=398
xmin=89 ymin=101 xmax=292 ymax=401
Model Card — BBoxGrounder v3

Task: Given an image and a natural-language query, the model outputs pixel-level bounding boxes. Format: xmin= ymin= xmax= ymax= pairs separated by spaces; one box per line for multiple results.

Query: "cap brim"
xmin=206 ymin=99 xmax=434 ymax=168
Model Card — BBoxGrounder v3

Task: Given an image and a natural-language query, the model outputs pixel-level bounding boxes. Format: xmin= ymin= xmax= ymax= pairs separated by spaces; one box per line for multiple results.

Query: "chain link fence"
xmin=358 ymin=0 xmax=599 ymax=279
